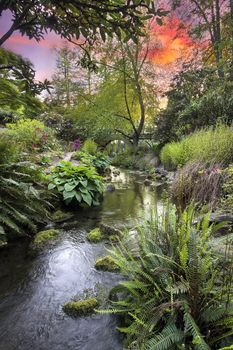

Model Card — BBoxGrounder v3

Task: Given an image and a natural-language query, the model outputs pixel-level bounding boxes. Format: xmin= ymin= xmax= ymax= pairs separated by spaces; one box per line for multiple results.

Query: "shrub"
xmin=0 ymin=161 xmax=52 ymax=240
xmin=5 ymin=118 xmax=58 ymax=152
xmin=82 ymin=139 xmax=98 ymax=155
xmin=172 ymin=162 xmax=225 ymax=211
xmin=111 ymin=150 xmax=136 ymax=169
xmin=74 ymin=151 xmax=110 ymax=174
xmin=48 ymin=161 xmax=103 ymax=206
xmin=102 ymin=205 xmax=233 ymax=349
xmin=219 ymin=166 xmax=233 ymax=213
xmin=160 ymin=124 xmax=233 ymax=169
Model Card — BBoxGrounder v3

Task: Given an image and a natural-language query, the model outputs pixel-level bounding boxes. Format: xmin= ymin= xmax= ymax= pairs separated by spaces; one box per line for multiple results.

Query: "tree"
xmin=0 ymin=48 xmax=44 ymax=116
xmin=155 ymin=65 xmax=233 ymax=146
xmin=0 ymin=1 xmax=166 ymax=46
xmin=71 ymin=34 xmax=158 ymax=147
xmin=171 ymin=0 xmax=228 ymax=78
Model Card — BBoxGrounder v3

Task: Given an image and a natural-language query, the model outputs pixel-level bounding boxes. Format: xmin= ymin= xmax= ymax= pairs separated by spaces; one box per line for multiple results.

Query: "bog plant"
xmin=172 ymin=162 xmax=225 ymax=211
xmin=100 ymin=205 xmax=233 ymax=350
xmin=48 ymin=161 xmax=103 ymax=206
xmin=160 ymin=124 xmax=233 ymax=169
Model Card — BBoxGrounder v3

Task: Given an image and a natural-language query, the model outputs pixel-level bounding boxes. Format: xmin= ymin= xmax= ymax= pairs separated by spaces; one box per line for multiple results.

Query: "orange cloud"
xmin=147 ymin=16 xmax=195 ymax=65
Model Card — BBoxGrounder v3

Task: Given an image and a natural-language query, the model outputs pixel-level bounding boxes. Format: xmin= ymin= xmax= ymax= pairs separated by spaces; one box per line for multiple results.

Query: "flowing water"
xmin=0 ymin=169 xmax=165 ymax=350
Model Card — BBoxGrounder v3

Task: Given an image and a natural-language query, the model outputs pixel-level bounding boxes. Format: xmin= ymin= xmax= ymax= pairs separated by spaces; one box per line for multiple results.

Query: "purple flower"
xmin=72 ymin=139 xmax=81 ymax=151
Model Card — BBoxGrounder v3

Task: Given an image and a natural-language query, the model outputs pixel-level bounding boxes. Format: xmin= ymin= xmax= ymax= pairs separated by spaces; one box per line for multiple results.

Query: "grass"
xmin=160 ymin=124 xmax=233 ymax=169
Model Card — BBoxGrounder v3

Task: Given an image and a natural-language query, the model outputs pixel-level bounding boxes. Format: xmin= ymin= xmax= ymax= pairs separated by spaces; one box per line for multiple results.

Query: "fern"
xmin=103 ymin=204 xmax=233 ymax=349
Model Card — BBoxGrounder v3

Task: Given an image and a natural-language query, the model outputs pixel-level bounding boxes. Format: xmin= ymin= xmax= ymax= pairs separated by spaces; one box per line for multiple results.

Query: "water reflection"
xmin=0 ymin=168 xmax=165 ymax=350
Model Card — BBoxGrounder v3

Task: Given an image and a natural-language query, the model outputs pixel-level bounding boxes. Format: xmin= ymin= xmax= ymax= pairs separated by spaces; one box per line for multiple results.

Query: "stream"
xmin=0 ymin=169 xmax=165 ymax=350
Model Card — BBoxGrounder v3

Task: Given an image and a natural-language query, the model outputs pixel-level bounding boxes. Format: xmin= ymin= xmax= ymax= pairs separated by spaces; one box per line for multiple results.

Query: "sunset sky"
xmin=0 ymin=8 xmax=196 ymax=82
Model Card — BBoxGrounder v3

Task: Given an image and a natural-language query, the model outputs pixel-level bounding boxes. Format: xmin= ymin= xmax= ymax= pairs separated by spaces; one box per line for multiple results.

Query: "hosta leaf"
xmin=63 ymin=190 xmax=76 ymax=200
xmin=81 ymin=192 xmax=92 ymax=206
xmin=64 ymin=183 xmax=77 ymax=192
xmin=48 ymin=183 xmax=56 ymax=190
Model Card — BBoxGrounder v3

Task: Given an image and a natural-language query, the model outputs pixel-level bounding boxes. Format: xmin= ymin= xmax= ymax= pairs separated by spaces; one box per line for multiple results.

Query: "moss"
xmin=51 ymin=209 xmax=74 ymax=223
xmin=33 ymin=229 xmax=60 ymax=245
xmin=87 ymin=228 xmax=102 ymax=242
xmin=63 ymin=297 xmax=99 ymax=316
xmin=95 ymin=255 xmax=120 ymax=272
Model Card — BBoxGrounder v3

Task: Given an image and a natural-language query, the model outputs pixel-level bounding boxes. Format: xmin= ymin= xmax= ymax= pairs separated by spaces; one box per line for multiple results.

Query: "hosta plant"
xmin=48 ymin=161 xmax=103 ymax=206
xmin=74 ymin=151 xmax=110 ymax=174
xmin=101 ymin=205 xmax=233 ymax=350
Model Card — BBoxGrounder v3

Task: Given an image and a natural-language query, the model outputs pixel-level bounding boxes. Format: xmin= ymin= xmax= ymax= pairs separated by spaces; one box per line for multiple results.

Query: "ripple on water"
xmin=0 ymin=168 xmax=165 ymax=350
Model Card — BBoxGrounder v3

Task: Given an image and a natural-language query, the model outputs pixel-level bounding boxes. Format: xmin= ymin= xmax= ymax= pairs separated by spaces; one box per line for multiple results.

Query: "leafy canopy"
xmin=0 ymin=1 xmax=167 ymax=45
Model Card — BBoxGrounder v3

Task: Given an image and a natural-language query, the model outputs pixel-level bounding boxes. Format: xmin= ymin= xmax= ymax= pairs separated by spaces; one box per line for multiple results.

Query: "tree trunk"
xmin=214 ymin=0 xmax=224 ymax=78
xmin=230 ymin=0 xmax=233 ymax=78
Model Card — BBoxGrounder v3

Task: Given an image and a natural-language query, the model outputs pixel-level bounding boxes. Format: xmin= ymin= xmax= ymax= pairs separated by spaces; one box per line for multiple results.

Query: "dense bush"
xmin=0 ymin=137 xmax=52 ymax=240
xmin=82 ymin=139 xmax=98 ymax=155
xmin=5 ymin=118 xmax=58 ymax=152
xmin=48 ymin=161 xmax=103 ymax=206
xmin=103 ymin=205 xmax=233 ymax=349
xmin=74 ymin=151 xmax=110 ymax=174
xmin=160 ymin=125 xmax=233 ymax=169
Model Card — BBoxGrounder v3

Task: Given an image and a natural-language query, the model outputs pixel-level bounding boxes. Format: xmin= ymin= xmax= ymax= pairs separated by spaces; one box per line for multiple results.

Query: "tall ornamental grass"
xmin=160 ymin=125 xmax=233 ymax=169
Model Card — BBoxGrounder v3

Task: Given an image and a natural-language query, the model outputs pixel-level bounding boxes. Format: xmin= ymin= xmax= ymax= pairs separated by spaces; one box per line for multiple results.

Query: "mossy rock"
xmin=33 ymin=229 xmax=60 ymax=245
xmin=63 ymin=297 xmax=99 ymax=317
xmin=87 ymin=228 xmax=102 ymax=242
xmin=51 ymin=210 xmax=74 ymax=223
xmin=95 ymin=255 xmax=120 ymax=272
xmin=99 ymin=223 xmax=122 ymax=238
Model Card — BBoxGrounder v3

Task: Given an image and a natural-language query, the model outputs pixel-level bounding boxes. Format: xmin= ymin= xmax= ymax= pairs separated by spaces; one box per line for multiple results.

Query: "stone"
xmin=63 ymin=298 xmax=98 ymax=317
xmin=51 ymin=209 xmax=74 ymax=223
xmin=106 ymin=184 xmax=116 ymax=192
xmin=86 ymin=228 xmax=102 ymax=242
xmin=95 ymin=256 xmax=119 ymax=272
xmin=99 ymin=223 xmax=122 ymax=238
xmin=33 ymin=229 xmax=60 ymax=245
xmin=144 ymin=179 xmax=152 ymax=186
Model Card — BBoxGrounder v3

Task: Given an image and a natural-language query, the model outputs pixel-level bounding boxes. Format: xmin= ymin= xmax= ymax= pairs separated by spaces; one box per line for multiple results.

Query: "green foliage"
xmin=74 ymin=150 xmax=110 ymax=174
xmin=63 ymin=298 xmax=99 ymax=317
xmin=111 ymin=150 xmax=137 ymax=169
xmin=102 ymin=205 xmax=233 ymax=349
xmin=5 ymin=118 xmax=58 ymax=152
xmin=0 ymin=1 xmax=164 ymax=46
xmin=0 ymin=48 xmax=47 ymax=116
xmin=82 ymin=139 xmax=98 ymax=155
xmin=0 ymin=137 xmax=52 ymax=239
xmin=160 ymin=125 xmax=233 ymax=169
xmin=48 ymin=161 xmax=103 ymax=206
xmin=155 ymin=68 xmax=233 ymax=145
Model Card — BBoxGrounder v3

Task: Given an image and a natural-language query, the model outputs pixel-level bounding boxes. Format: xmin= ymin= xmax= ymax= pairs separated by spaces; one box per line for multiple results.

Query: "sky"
xmin=0 ymin=8 xmax=197 ymax=83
